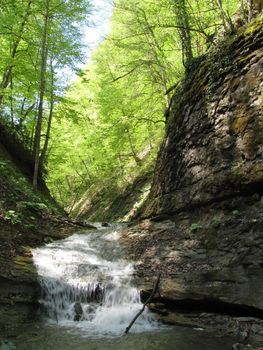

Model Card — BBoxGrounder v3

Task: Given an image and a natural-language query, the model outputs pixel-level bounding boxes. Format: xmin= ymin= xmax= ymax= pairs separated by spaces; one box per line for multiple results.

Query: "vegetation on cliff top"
xmin=0 ymin=0 xmax=261 ymax=220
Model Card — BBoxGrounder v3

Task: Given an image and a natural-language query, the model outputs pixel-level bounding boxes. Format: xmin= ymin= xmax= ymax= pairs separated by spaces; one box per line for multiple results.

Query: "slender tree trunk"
xmin=20 ymin=97 xmax=26 ymax=127
xmin=20 ymin=101 xmax=36 ymax=127
xmin=39 ymin=59 xmax=54 ymax=172
xmin=126 ymin=128 xmax=142 ymax=165
xmin=247 ymin=0 xmax=263 ymax=20
xmin=0 ymin=0 xmax=32 ymax=106
xmin=174 ymin=0 xmax=193 ymax=68
xmin=33 ymin=0 xmax=49 ymax=189
xmin=30 ymin=101 xmax=38 ymax=151
xmin=215 ymin=0 xmax=234 ymax=32
xmin=136 ymin=8 xmax=171 ymax=107
xmin=240 ymin=0 xmax=248 ymax=22
xmin=247 ymin=0 xmax=254 ymax=20
xmin=9 ymin=74 xmax=14 ymax=126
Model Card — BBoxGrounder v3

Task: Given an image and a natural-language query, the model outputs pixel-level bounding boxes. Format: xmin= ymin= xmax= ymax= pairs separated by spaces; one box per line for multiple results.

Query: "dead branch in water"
xmin=124 ymin=272 xmax=161 ymax=335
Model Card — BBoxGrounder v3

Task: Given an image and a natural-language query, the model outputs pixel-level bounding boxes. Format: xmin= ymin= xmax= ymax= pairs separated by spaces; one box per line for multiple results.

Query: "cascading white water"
xmin=32 ymin=225 xmax=158 ymax=336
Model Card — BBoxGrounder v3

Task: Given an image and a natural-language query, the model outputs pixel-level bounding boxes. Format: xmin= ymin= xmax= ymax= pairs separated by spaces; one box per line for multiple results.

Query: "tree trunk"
xmin=135 ymin=7 xmax=171 ymax=107
xmin=247 ymin=0 xmax=263 ymax=20
xmin=174 ymin=0 xmax=193 ymax=68
xmin=248 ymin=0 xmax=254 ymax=20
xmin=126 ymin=128 xmax=142 ymax=165
xmin=9 ymin=74 xmax=14 ymax=126
xmin=0 ymin=0 xmax=32 ymax=106
xmin=214 ymin=0 xmax=234 ymax=33
xmin=39 ymin=59 xmax=55 ymax=172
xmin=33 ymin=0 xmax=49 ymax=189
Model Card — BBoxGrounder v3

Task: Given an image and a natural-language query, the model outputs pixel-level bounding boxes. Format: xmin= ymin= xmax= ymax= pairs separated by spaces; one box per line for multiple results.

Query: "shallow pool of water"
xmin=13 ymin=324 xmax=234 ymax=350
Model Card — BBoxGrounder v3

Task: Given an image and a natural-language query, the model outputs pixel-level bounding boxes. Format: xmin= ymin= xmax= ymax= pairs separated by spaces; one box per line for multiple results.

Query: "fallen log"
xmin=124 ymin=272 xmax=161 ymax=334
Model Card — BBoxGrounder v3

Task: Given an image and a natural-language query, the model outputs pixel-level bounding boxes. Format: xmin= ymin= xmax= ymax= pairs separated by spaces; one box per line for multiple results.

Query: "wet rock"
xmin=74 ymin=302 xmax=83 ymax=321
xmin=0 ymin=340 xmax=16 ymax=350
xmin=43 ymin=236 xmax=53 ymax=243
xmin=94 ymin=284 xmax=104 ymax=302
xmin=232 ymin=344 xmax=253 ymax=350
xmin=85 ymin=305 xmax=95 ymax=314
xmin=77 ymin=264 xmax=99 ymax=276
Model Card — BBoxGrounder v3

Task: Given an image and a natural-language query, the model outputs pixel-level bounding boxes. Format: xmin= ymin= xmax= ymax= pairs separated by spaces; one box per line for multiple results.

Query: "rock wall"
xmin=122 ymin=17 xmax=263 ymax=326
xmin=143 ymin=18 xmax=263 ymax=218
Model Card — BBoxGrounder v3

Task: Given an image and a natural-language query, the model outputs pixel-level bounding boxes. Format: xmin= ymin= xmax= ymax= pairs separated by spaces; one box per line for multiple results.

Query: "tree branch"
xmin=124 ymin=272 xmax=161 ymax=334
xmin=110 ymin=62 xmax=144 ymax=82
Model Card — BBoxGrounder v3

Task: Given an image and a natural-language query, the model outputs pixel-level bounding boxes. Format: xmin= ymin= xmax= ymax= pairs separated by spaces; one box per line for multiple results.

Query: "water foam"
xmin=32 ymin=226 xmax=158 ymax=336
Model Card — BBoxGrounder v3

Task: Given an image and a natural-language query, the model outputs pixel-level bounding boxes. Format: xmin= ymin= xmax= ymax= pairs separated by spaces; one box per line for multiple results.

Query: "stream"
xmin=9 ymin=225 xmax=235 ymax=349
xmin=32 ymin=224 xmax=156 ymax=335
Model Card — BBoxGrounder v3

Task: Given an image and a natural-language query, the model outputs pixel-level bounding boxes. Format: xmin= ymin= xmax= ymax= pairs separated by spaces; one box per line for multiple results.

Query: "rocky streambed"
xmin=121 ymin=193 xmax=263 ymax=349
xmin=0 ymin=224 xmax=245 ymax=350
xmin=1 ymin=209 xmax=263 ymax=349
xmin=0 ymin=216 xmax=83 ymax=338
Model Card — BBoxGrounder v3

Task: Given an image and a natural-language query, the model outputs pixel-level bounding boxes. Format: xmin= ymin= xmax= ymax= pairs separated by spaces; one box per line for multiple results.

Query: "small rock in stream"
xmin=74 ymin=302 xmax=83 ymax=321
xmin=0 ymin=340 xmax=16 ymax=350
xmin=232 ymin=343 xmax=253 ymax=350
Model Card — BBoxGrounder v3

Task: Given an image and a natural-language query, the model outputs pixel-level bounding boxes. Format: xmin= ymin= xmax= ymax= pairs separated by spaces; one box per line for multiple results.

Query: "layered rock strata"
xmin=121 ymin=18 xmax=263 ymax=346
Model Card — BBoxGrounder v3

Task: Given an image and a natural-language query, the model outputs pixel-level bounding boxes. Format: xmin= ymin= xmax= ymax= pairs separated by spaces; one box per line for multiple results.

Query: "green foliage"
xmin=0 ymin=144 xmax=62 ymax=228
xmin=211 ymin=218 xmax=221 ymax=228
xmin=232 ymin=209 xmax=240 ymax=216
xmin=0 ymin=160 xmax=7 ymax=168
xmin=0 ymin=0 xmax=92 ymax=176
xmin=0 ymin=0 xmax=244 ymax=216
xmin=4 ymin=210 xmax=21 ymax=225
xmin=18 ymin=201 xmax=49 ymax=213
xmin=45 ymin=0 xmax=241 ymax=215
xmin=190 ymin=223 xmax=202 ymax=231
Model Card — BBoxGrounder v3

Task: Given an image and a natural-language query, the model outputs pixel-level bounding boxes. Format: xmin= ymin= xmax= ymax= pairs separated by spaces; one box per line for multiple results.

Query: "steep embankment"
xmin=74 ymin=171 xmax=153 ymax=222
xmin=0 ymin=140 xmax=77 ymax=335
xmin=122 ymin=17 xmax=263 ymax=344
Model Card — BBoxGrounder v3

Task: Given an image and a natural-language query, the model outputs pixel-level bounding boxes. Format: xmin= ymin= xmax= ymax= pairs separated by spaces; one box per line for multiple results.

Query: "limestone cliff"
xmin=122 ymin=16 xmax=263 ymax=329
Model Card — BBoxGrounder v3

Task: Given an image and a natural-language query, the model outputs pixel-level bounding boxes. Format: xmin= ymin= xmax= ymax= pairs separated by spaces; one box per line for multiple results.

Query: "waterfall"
xmin=32 ymin=225 xmax=157 ymax=336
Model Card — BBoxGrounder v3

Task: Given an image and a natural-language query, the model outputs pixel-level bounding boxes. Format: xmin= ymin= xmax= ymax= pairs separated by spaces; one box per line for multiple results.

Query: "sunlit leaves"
xmin=45 ymin=0 xmax=240 ymax=210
